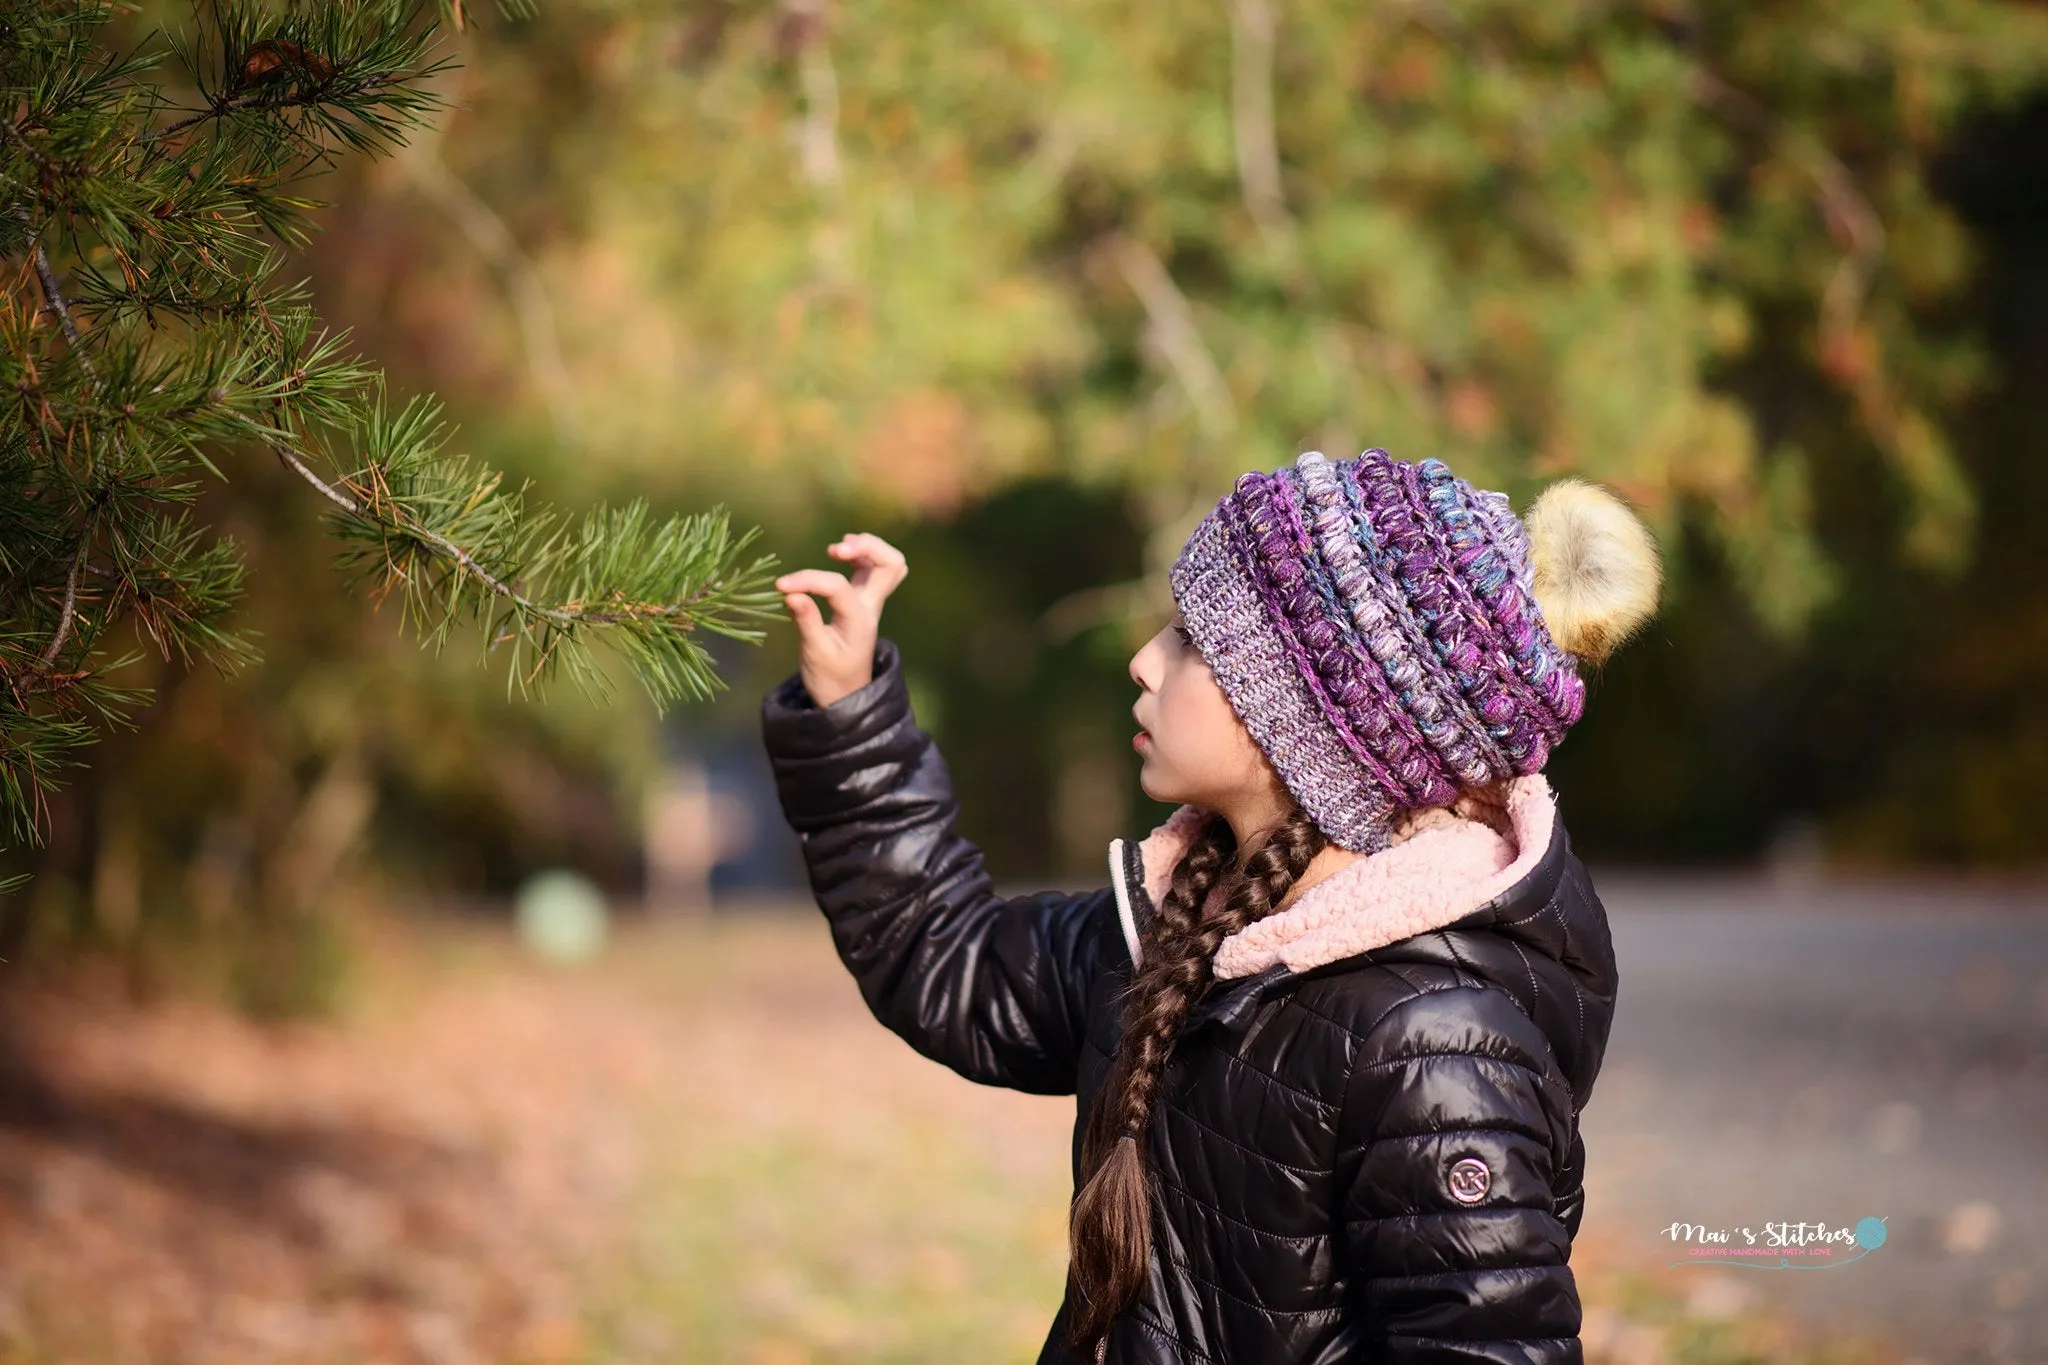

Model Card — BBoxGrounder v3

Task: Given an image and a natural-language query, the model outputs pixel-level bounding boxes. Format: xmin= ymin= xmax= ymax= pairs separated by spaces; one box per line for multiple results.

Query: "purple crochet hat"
xmin=1168 ymin=448 xmax=1587 ymax=853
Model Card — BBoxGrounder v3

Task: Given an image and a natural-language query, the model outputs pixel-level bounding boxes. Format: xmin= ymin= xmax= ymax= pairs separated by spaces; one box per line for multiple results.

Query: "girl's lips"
xmin=1133 ymin=730 xmax=1150 ymax=751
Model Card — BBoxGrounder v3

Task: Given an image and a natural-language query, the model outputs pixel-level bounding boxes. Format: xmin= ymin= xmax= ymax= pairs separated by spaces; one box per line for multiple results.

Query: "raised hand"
xmin=774 ymin=532 xmax=910 ymax=708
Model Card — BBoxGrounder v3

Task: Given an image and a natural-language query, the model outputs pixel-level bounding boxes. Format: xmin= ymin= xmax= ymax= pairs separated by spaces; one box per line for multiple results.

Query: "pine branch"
xmin=274 ymin=433 xmax=573 ymax=619
xmin=272 ymin=401 xmax=780 ymax=708
xmin=0 ymin=0 xmax=777 ymax=864
xmin=152 ymin=70 xmax=400 ymax=143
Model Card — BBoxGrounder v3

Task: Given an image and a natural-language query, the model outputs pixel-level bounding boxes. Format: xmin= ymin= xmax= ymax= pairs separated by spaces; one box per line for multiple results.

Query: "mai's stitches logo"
xmin=1661 ymin=1217 xmax=1889 ymax=1271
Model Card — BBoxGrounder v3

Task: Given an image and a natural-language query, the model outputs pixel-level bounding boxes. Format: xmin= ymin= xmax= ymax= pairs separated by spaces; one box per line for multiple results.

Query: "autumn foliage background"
xmin=3 ymin=1 xmax=2047 ymax=1362
xmin=14 ymin=1 xmax=2048 ymax=964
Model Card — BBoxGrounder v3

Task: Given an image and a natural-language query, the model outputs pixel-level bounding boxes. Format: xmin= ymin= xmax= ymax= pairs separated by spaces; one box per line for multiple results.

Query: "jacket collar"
xmin=1106 ymin=776 xmax=1564 ymax=1034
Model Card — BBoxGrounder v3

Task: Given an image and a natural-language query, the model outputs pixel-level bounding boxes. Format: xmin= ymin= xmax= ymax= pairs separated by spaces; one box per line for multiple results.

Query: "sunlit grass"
xmin=583 ymin=1126 xmax=1069 ymax=1361
xmin=548 ymin=911 xmax=1077 ymax=1363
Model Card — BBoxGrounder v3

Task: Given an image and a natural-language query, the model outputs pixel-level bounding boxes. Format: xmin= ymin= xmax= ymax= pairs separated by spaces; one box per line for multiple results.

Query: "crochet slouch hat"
xmin=1168 ymin=448 xmax=1660 ymax=853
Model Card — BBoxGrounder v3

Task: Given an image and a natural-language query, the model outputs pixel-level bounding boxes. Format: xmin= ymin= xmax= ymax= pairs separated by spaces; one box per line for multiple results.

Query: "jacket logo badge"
xmin=1446 ymin=1156 xmax=1492 ymax=1204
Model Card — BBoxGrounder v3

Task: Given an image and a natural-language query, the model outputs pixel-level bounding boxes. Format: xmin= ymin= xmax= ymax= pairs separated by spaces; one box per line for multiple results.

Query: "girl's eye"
xmin=1173 ymin=624 xmax=1194 ymax=647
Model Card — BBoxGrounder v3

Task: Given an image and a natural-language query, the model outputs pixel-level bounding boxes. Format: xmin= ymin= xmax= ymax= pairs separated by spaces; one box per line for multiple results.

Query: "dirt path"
xmin=0 ymin=910 xmax=1905 ymax=1364
xmin=0 ymin=914 xmax=1075 ymax=1365
xmin=1585 ymin=878 xmax=2048 ymax=1365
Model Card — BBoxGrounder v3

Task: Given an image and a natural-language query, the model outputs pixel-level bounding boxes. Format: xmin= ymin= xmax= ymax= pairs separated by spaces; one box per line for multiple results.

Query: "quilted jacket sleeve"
xmin=1337 ymin=985 xmax=1584 ymax=1363
xmin=1553 ymin=1128 xmax=1588 ymax=1242
xmin=759 ymin=636 xmax=1104 ymax=1096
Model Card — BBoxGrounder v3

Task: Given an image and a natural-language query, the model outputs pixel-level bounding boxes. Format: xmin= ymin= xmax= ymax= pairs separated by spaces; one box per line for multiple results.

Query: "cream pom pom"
xmin=1524 ymin=479 xmax=1662 ymax=665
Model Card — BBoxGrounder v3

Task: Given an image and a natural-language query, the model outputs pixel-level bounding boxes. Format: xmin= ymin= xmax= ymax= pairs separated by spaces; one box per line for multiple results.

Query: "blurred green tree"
xmin=331 ymin=0 xmax=2048 ymax=645
xmin=0 ymin=0 xmax=782 ymax=899
xmin=275 ymin=0 xmax=2048 ymax=873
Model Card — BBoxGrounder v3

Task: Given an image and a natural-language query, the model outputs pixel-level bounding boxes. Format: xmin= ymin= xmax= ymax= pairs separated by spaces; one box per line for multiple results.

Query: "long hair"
xmin=1062 ymin=802 xmax=1328 ymax=1355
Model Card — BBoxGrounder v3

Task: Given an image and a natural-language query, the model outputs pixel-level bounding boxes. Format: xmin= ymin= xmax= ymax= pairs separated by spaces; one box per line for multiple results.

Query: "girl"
xmin=761 ymin=448 xmax=1660 ymax=1364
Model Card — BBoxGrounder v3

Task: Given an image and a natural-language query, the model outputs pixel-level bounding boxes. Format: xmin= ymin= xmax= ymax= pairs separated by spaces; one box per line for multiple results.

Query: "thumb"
xmin=783 ymin=592 xmax=821 ymax=627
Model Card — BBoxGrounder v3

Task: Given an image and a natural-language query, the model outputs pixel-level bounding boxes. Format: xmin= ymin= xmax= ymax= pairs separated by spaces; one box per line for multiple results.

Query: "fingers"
xmin=828 ymin=532 xmax=906 ymax=571
xmin=773 ymin=567 xmax=858 ymax=618
xmin=775 ymin=535 xmax=907 ymax=642
xmin=827 ymin=532 xmax=909 ymax=608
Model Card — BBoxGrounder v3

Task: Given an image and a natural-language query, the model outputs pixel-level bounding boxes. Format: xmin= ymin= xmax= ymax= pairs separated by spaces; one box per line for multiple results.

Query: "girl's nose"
xmin=1128 ymin=644 xmax=1154 ymax=692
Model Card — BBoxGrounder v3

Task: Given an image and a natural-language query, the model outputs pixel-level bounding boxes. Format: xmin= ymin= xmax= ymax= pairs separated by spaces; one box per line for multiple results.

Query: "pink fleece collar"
xmin=1106 ymin=776 xmax=1559 ymax=979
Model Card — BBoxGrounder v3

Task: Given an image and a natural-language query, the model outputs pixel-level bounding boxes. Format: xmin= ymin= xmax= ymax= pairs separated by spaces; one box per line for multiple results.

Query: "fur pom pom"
xmin=1525 ymin=479 xmax=1661 ymax=665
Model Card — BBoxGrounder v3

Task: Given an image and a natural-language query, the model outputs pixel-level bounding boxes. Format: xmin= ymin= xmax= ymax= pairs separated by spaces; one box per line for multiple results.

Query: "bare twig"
xmin=1228 ymin=0 xmax=1293 ymax=248
xmin=1104 ymin=233 xmax=1237 ymax=439
xmin=791 ymin=9 xmax=842 ymax=192
xmin=402 ymin=140 xmax=583 ymax=446
xmin=274 ymin=440 xmax=362 ymax=514
xmin=1690 ymin=68 xmax=1895 ymax=437
xmin=0 ymin=116 xmax=55 ymax=175
xmin=37 ymin=516 xmax=94 ymax=670
xmin=1 ymin=664 xmax=95 ymax=701
xmin=1039 ymin=578 xmax=1161 ymax=646
xmin=28 ymin=240 xmax=93 ymax=376
xmin=4 ymin=118 xmax=97 ymax=378
xmin=779 ymin=0 xmax=847 ymax=284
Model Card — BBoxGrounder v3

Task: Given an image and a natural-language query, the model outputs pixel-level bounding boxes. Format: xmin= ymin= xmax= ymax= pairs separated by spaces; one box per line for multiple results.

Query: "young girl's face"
xmin=1128 ymin=611 xmax=1284 ymax=816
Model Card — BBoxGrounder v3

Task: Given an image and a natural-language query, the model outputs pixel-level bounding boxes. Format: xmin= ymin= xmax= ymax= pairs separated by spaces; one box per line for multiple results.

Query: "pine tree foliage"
xmin=0 ymin=0 xmax=780 ymax=863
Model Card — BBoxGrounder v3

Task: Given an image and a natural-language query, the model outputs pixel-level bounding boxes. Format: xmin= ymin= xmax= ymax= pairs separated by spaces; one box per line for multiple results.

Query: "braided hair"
xmin=1062 ymin=802 xmax=1328 ymax=1356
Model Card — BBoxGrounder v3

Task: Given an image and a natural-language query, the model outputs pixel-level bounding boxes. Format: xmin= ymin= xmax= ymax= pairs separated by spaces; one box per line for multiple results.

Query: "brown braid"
xmin=1063 ymin=803 xmax=1328 ymax=1355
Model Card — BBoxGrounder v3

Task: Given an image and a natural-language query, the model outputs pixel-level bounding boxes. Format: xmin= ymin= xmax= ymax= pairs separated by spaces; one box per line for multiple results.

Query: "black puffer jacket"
xmin=761 ymin=639 xmax=1619 ymax=1364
